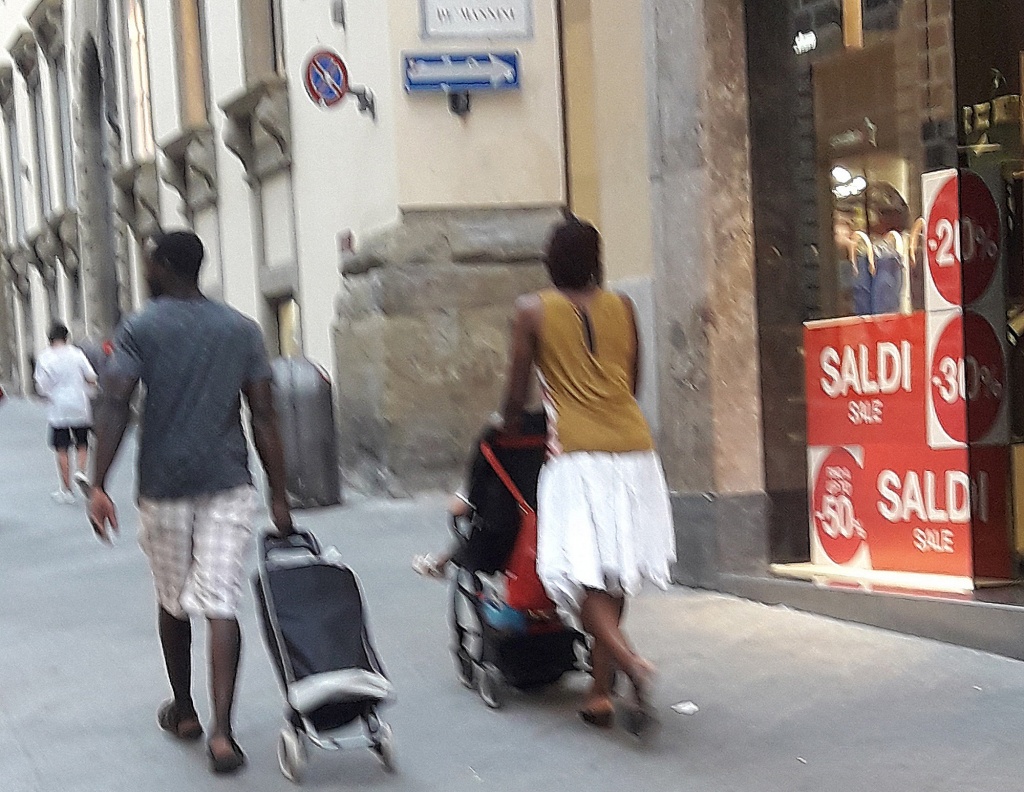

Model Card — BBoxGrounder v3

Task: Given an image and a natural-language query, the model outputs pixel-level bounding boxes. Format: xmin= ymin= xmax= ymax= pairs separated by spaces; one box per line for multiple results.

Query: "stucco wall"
xmin=589 ymin=3 xmax=655 ymax=283
xmin=284 ymin=0 xmax=401 ymax=372
xmin=388 ymin=0 xmax=566 ymax=209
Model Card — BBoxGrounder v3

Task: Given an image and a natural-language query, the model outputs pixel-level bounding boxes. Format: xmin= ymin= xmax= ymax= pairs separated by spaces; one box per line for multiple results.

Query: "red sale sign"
xmin=960 ymin=171 xmax=1001 ymax=303
xmin=810 ymin=444 xmax=975 ymax=578
xmin=923 ymin=169 xmax=1001 ymax=311
xmin=801 ymin=168 xmax=1014 ymax=590
xmin=925 ymin=170 xmax=961 ymax=307
xmin=969 ymin=445 xmax=1012 ymax=580
xmin=805 ymin=314 xmax=927 ymax=447
xmin=811 ymin=447 xmax=869 ymax=566
xmin=963 ymin=311 xmax=1008 ymax=445
xmin=926 ymin=310 xmax=1007 ymax=448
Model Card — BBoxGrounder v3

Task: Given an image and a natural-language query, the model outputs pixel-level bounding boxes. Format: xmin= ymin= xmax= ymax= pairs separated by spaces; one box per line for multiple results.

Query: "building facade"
xmin=2 ymin=1 xmax=1023 ymax=652
xmin=0 ymin=0 xmax=663 ymax=494
xmin=699 ymin=0 xmax=1024 ymax=655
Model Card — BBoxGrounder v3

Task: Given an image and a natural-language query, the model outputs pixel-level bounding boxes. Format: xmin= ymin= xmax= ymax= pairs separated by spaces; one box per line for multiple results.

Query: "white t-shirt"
xmin=33 ymin=344 xmax=97 ymax=428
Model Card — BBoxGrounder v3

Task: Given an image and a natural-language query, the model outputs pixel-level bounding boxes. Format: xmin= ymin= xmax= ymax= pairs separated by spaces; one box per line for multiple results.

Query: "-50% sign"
xmin=812 ymin=448 xmax=868 ymax=565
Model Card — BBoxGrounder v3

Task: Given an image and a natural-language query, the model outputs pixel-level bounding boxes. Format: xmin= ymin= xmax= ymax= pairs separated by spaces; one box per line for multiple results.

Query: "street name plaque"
xmin=421 ymin=0 xmax=533 ymax=39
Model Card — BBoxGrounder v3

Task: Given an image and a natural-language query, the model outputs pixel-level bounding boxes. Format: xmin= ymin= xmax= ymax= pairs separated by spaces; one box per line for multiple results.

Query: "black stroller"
xmin=450 ymin=415 xmax=587 ymax=708
xmin=254 ymin=530 xmax=395 ymax=782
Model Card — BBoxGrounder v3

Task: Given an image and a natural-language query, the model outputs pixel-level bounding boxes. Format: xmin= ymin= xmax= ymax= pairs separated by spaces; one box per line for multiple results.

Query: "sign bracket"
xmin=349 ymin=85 xmax=377 ymax=121
xmin=449 ymin=91 xmax=470 ymax=116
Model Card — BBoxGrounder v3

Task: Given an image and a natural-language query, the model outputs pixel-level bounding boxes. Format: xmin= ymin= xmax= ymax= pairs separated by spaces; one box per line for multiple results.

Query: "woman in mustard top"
xmin=501 ymin=217 xmax=676 ymax=735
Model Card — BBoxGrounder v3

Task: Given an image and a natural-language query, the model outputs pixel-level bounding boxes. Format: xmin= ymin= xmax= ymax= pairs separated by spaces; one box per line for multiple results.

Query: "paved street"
xmin=3 ymin=396 xmax=1024 ymax=791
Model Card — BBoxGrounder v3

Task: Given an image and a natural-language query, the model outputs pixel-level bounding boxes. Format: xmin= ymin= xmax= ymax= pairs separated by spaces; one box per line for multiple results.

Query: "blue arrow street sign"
xmin=404 ymin=52 xmax=520 ymax=93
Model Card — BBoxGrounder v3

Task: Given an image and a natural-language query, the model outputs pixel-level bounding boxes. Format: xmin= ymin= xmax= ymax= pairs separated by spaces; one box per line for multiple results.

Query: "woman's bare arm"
xmin=500 ymin=294 xmax=542 ymax=434
xmin=618 ymin=293 xmax=642 ymax=396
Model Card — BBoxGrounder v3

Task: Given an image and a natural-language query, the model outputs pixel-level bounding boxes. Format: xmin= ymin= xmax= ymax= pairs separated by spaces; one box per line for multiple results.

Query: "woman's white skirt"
xmin=536 ymin=450 xmax=677 ymax=619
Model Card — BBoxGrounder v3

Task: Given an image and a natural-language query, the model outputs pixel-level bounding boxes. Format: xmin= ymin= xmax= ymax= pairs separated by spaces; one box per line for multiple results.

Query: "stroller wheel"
xmin=477 ymin=663 xmax=505 ymax=709
xmin=370 ymin=722 xmax=397 ymax=772
xmin=454 ymin=649 xmax=475 ymax=689
xmin=278 ymin=725 xmax=307 ymax=783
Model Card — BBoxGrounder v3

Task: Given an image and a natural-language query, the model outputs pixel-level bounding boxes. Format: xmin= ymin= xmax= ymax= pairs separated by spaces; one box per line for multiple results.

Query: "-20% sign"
xmin=926 ymin=170 xmax=1001 ymax=305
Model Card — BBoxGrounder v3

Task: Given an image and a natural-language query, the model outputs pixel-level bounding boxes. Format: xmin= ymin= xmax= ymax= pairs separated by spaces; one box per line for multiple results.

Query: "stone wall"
xmin=647 ymin=0 xmax=764 ymax=496
xmin=0 ymin=268 xmax=13 ymax=388
xmin=71 ymin=2 xmax=127 ymax=340
xmin=333 ymin=208 xmax=558 ymax=493
xmin=645 ymin=0 xmax=769 ymax=586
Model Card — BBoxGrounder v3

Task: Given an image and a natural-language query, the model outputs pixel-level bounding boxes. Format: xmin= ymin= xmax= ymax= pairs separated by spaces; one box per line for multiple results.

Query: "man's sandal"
xmin=208 ymin=736 xmax=246 ymax=774
xmin=156 ymin=700 xmax=203 ymax=741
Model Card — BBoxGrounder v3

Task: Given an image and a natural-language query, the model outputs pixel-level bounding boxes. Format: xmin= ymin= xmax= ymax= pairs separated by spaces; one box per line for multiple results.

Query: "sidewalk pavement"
xmin=2 ymin=396 xmax=1024 ymax=792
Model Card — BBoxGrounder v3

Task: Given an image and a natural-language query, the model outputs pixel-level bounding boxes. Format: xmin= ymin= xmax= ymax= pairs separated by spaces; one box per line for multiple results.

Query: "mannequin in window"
xmin=850 ymin=183 xmax=913 ymax=316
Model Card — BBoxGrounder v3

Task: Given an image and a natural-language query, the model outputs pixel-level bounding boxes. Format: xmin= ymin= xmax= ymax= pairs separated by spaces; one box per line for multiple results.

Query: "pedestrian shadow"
xmin=460 ymin=673 xmax=695 ymax=755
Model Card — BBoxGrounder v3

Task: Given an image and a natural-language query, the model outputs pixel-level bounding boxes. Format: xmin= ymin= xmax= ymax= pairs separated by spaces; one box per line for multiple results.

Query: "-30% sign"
xmin=930 ymin=312 xmax=1005 ymax=443
xmin=932 ymin=355 xmax=1003 ymax=404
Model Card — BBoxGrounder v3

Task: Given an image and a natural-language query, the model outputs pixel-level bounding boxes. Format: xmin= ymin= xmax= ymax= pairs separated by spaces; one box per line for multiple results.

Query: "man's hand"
xmin=244 ymin=378 xmax=296 ymax=539
xmin=88 ymin=488 xmax=119 ymax=544
xmin=271 ymin=496 xmax=294 ymax=537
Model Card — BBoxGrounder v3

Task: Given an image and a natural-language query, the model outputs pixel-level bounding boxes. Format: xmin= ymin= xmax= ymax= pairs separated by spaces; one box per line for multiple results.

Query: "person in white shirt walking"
xmin=33 ymin=323 xmax=97 ymax=503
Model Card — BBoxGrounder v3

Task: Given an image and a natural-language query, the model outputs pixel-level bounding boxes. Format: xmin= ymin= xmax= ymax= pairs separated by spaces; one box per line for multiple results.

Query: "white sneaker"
xmin=73 ymin=471 xmax=91 ymax=499
xmin=51 ymin=489 xmax=76 ymax=505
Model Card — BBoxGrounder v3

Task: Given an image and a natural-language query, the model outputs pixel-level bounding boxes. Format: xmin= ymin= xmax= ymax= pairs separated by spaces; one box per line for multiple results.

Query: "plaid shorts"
xmin=137 ymin=485 xmax=257 ymax=619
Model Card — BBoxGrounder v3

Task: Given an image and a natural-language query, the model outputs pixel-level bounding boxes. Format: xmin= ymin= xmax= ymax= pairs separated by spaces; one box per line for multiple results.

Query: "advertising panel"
xmin=927 ymin=309 xmax=1008 ymax=448
xmin=805 ymin=313 xmax=926 ymax=447
xmin=922 ymin=169 xmax=1002 ymax=313
xmin=809 ymin=444 xmax=973 ymax=577
xmin=802 ymin=167 xmax=1014 ymax=589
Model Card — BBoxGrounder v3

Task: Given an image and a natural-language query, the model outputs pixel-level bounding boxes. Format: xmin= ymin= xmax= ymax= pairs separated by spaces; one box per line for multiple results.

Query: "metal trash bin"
xmin=78 ymin=337 xmax=114 ymax=415
xmin=271 ymin=357 xmax=342 ymax=508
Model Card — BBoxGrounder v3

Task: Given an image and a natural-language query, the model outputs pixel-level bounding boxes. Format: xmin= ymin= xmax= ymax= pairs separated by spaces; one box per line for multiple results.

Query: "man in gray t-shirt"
xmin=113 ymin=296 xmax=271 ymax=500
xmin=89 ymin=230 xmax=293 ymax=775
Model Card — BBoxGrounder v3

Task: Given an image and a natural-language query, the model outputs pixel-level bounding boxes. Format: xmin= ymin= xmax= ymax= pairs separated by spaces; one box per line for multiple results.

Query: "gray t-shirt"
xmin=109 ymin=297 xmax=273 ymax=500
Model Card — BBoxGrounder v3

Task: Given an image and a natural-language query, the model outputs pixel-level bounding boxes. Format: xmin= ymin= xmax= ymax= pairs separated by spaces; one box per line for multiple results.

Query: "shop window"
xmin=240 ymin=0 xmax=285 ymax=83
xmin=123 ymin=0 xmax=155 ymax=159
xmin=745 ymin=0 xmax=959 ymax=561
xmin=776 ymin=0 xmax=956 ymax=321
xmin=750 ymin=0 xmax=1024 ymax=586
xmin=174 ymin=0 xmax=211 ymax=128
xmin=954 ymin=1 xmax=1024 ymax=447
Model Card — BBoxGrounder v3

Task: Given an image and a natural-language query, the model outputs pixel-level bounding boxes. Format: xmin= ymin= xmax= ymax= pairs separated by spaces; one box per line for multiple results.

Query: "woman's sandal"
xmin=623 ymin=704 xmax=658 ymax=739
xmin=578 ymin=706 xmax=615 ymax=729
xmin=208 ymin=735 xmax=246 ymax=775
xmin=624 ymin=661 xmax=660 ymax=739
xmin=156 ymin=700 xmax=203 ymax=742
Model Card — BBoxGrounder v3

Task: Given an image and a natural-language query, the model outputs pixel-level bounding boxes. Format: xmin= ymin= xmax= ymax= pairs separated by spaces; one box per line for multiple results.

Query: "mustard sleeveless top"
xmin=535 ymin=289 xmax=654 ymax=454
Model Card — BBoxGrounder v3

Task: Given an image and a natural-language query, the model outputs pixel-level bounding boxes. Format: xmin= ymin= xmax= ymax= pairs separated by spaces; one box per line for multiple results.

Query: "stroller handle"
xmin=263 ymin=528 xmax=320 ymax=557
xmin=450 ymin=512 xmax=475 ymax=542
